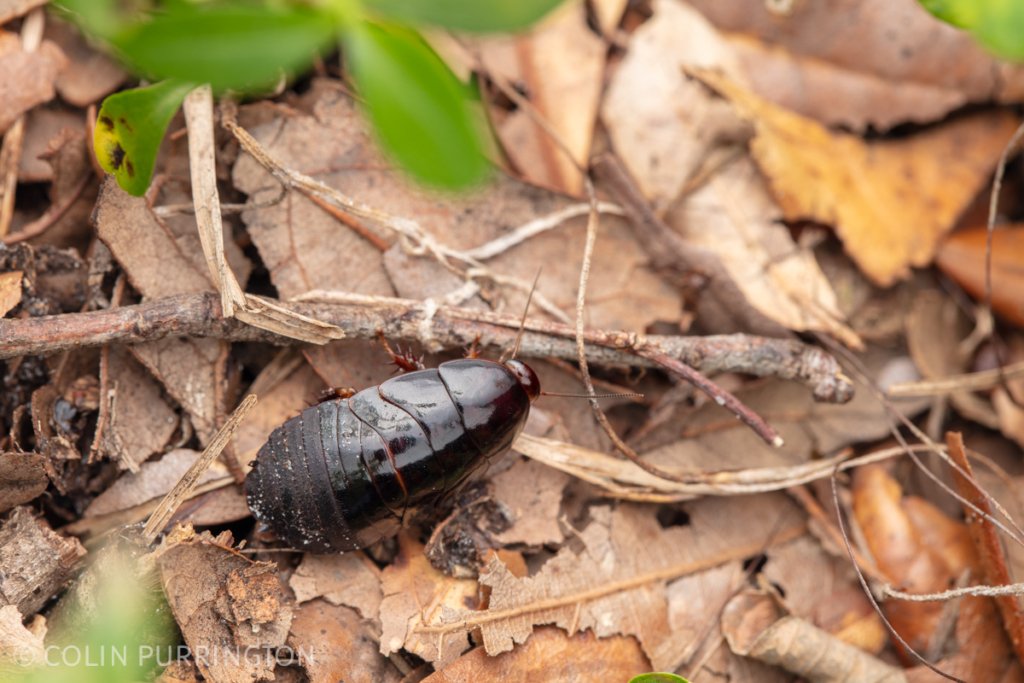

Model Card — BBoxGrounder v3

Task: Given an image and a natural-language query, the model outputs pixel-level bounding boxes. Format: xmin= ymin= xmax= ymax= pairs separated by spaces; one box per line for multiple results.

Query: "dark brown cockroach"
xmin=244 ymin=356 xmax=541 ymax=552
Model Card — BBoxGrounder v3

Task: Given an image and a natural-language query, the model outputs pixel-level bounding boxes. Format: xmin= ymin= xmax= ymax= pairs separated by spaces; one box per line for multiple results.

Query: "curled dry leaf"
xmin=423 ymin=626 xmax=650 ymax=683
xmin=289 ymin=552 xmax=382 ymax=623
xmin=936 ymin=225 xmax=1024 ymax=327
xmin=379 ymin=534 xmax=480 ymax=666
xmin=0 ymin=30 xmax=66 ymax=135
xmin=288 ymin=600 xmax=401 ymax=683
xmin=431 ymin=495 xmax=804 ymax=671
xmin=157 ymin=530 xmax=293 ymax=683
xmin=851 ymin=464 xmax=973 ymax=658
xmin=0 ymin=451 xmax=48 ymax=514
xmin=692 ymin=68 xmax=1020 ymax=287
xmin=475 ymin=0 xmax=605 ymax=196
xmin=721 ymin=590 xmax=906 ymax=682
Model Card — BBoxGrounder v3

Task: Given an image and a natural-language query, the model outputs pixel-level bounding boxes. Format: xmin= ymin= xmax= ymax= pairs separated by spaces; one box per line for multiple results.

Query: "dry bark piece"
xmin=288 ymin=600 xmax=401 ymax=683
xmin=0 ymin=604 xmax=45 ymax=670
xmin=0 ymin=507 xmax=85 ymax=615
xmin=0 ymin=452 xmax=47 ymax=513
xmin=289 ymin=552 xmax=382 ymax=622
xmin=157 ymin=530 xmax=294 ymax=683
xmin=428 ymin=494 xmax=804 ymax=671
xmin=687 ymin=0 xmax=1024 ymax=131
xmin=721 ymin=590 xmax=907 ymax=682
xmin=379 ymin=534 xmax=480 ymax=666
xmin=0 ymin=30 xmax=66 ymax=135
xmin=475 ymin=0 xmax=605 ymax=196
xmin=692 ymin=68 xmax=1019 ymax=287
xmin=422 ymin=626 xmax=650 ymax=682
xmin=99 ymin=348 xmax=177 ymax=472
xmin=936 ymin=226 xmax=1024 ymax=327
xmin=0 ymin=270 xmax=21 ymax=316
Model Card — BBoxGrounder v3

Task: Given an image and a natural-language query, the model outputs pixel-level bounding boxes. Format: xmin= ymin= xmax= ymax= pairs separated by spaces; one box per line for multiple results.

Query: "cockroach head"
xmin=504 ymin=359 xmax=540 ymax=402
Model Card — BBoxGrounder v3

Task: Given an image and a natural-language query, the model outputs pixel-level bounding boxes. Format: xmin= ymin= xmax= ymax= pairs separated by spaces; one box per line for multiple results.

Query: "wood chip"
xmin=0 ymin=507 xmax=85 ymax=615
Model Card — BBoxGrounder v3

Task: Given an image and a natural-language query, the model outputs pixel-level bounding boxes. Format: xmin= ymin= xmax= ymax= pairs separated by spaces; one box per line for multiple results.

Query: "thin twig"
xmin=0 ymin=291 xmax=855 ymax=403
xmin=887 ymin=360 xmax=1024 ymax=397
xmin=142 ymin=394 xmax=257 ymax=543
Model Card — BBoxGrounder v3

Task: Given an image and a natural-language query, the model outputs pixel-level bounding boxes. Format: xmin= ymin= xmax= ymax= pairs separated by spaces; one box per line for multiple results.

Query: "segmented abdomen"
xmin=245 ymin=360 xmax=532 ymax=553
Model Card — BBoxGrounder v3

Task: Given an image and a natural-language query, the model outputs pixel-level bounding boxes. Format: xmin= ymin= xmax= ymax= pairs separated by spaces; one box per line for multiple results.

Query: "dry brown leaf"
xmin=0 ymin=605 xmax=45 ymax=669
xmin=289 ymin=552 xmax=382 ymax=622
xmin=157 ymin=530 xmax=293 ymax=683
xmin=475 ymin=0 xmax=604 ymax=195
xmin=0 ymin=0 xmax=46 ymax=24
xmin=431 ymin=495 xmax=803 ymax=671
xmin=46 ymin=18 xmax=126 ymax=107
xmin=288 ymin=600 xmax=401 ymax=683
xmin=84 ymin=449 xmax=232 ymax=518
xmin=687 ymin=0 xmax=1024 ymax=131
xmin=18 ymin=106 xmax=83 ymax=183
xmin=490 ymin=457 xmax=567 ymax=546
xmin=721 ymin=590 xmax=906 ymax=682
xmin=852 ymin=464 xmax=973 ymax=658
xmin=99 ymin=348 xmax=177 ymax=471
xmin=234 ymin=80 xmax=680 ymax=333
xmin=762 ymin=536 xmax=886 ymax=654
xmin=661 ymin=561 xmax=746 ymax=667
xmin=602 ymin=0 xmax=749 ymax=210
xmin=0 ymin=452 xmax=47 ymax=514
xmin=0 ymin=270 xmax=21 ymax=317
xmin=379 ymin=534 xmax=479 ymax=666
xmin=423 ymin=626 xmax=650 ymax=682
xmin=130 ymin=338 xmax=226 ymax=445
xmin=693 ymin=69 xmax=1019 ymax=287
xmin=0 ymin=31 xmax=65 ymax=135
xmin=937 ymin=226 xmax=1024 ymax=327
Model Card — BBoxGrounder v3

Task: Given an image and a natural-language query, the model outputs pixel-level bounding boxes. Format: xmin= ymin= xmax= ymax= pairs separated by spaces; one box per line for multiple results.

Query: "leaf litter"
xmin=5 ymin=1 xmax=1024 ymax=681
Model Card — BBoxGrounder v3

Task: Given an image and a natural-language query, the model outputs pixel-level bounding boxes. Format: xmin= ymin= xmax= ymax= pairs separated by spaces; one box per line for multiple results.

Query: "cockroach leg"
xmin=464 ymin=334 xmax=482 ymax=359
xmin=377 ymin=329 xmax=425 ymax=372
xmin=315 ymin=386 xmax=356 ymax=404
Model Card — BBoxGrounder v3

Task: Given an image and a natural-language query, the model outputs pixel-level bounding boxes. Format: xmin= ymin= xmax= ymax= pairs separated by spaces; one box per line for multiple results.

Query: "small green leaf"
xmin=629 ymin=674 xmax=690 ymax=683
xmin=94 ymin=80 xmax=193 ymax=196
xmin=363 ymin=0 xmax=565 ymax=32
xmin=919 ymin=0 xmax=1024 ymax=61
xmin=52 ymin=0 xmax=125 ymax=41
xmin=918 ymin=0 xmax=979 ymax=28
xmin=343 ymin=21 xmax=490 ymax=189
xmin=112 ymin=4 xmax=337 ymax=93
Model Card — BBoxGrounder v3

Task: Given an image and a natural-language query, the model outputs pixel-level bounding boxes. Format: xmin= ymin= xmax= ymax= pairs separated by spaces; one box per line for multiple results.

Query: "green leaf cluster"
xmin=629 ymin=674 xmax=691 ymax=683
xmin=53 ymin=0 xmax=566 ymax=194
xmin=919 ymin=0 xmax=1024 ymax=61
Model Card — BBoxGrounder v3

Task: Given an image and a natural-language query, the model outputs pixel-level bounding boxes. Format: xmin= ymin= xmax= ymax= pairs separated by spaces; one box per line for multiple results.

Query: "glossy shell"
xmin=244 ymin=358 xmax=537 ymax=552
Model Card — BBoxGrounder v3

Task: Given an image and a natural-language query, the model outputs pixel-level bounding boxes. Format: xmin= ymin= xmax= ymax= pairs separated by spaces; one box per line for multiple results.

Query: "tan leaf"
xmin=476 ymin=0 xmax=604 ymax=195
xmin=0 ymin=271 xmax=21 ymax=317
xmin=490 ymin=457 xmax=567 ymax=546
xmin=936 ymin=226 xmax=1024 ymax=327
xmin=0 ymin=31 xmax=65 ymax=135
xmin=693 ymin=68 xmax=1019 ymax=286
xmin=423 ymin=627 xmax=650 ymax=683
xmin=289 ymin=553 xmax=382 ymax=622
xmin=288 ymin=600 xmax=401 ymax=683
xmin=688 ymin=0 xmax=1024 ymax=131
xmin=100 ymin=348 xmax=177 ymax=472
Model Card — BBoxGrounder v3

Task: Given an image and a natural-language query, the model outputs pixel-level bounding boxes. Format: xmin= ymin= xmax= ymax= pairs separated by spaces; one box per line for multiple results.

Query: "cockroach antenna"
xmin=501 ymin=269 xmax=542 ymax=363
xmin=541 ymin=390 xmax=644 ymax=400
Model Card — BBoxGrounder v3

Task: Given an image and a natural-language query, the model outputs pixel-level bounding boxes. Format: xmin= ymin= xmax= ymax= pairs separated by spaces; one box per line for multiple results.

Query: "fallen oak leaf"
xmin=690 ymin=67 xmax=1019 ymax=287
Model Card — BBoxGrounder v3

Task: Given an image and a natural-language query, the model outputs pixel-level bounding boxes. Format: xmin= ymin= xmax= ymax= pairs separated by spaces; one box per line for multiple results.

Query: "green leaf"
xmin=364 ymin=0 xmax=565 ymax=32
xmin=112 ymin=4 xmax=337 ymax=93
xmin=52 ymin=0 xmax=125 ymax=41
xmin=94 ymin=79 xmax=193 ymax=196
xmin=919 ymin=0 xmax=1024 ymax=61
xmin=628 ymin=674 xmax=690 ymax=683
xmin=343 ymin=21 xmax=490 ymax=189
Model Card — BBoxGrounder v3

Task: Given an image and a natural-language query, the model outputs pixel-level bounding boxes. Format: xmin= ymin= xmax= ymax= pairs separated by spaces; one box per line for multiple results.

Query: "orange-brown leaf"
xmin=936 ymin=226 xmax=1024 ymax=327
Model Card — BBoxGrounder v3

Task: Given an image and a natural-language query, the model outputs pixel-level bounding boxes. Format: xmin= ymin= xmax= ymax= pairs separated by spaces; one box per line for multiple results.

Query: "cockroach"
xmin=244 ymin=351 xmax=542 ymax=553
xmin=245 ymin=280 xmax=638 ymax=553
